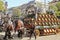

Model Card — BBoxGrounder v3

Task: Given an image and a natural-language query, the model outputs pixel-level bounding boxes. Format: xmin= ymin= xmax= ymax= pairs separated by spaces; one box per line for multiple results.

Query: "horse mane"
xmin=14 ymin=20 xmax=24 ymax=31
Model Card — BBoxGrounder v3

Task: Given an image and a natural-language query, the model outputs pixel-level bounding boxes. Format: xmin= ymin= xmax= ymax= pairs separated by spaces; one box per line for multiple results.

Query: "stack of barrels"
xmin=24 ymin=14 xmax=60 ymax=36
xmin=34 ymin=14 xmax=60 ymax=36
xmin=35 ymin=14 xmax=60 ymax=26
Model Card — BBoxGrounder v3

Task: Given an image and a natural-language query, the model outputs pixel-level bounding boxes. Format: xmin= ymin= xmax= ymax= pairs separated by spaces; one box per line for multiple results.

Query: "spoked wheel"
xmin=35 ymin=29 xmax=40 ymax=36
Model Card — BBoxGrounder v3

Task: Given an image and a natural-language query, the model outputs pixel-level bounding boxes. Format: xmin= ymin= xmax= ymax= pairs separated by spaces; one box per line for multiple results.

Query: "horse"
xmin=14 ymin=19 xmax=24 ymax=38
xmin=24 ymin=22 xmax=36 ymax=40
xmin=3 ymin=20 xmax=14 ymax=39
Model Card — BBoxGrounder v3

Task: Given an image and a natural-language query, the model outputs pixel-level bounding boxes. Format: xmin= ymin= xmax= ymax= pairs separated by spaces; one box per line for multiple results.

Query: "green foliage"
xmin=0 ymin=0 xmax=4 ymax=11
xmin=12 ymin=8 xmax=21 ymax=18
xmin=55 ymin=11 xmax=60 ymax=16
xmin=56 ymin=2 xmax=60 ymax=11
xmin=55 ymin=2 xmax=60 ymax=16
xmin=49 ymin=3 xmax=60 ymax=16
xmin=50 ymin=5 xmax=58 ymax=11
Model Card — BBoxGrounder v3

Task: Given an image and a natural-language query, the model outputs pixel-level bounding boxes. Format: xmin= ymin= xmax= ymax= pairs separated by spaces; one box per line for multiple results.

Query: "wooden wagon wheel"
xmin=34 ymin=29 xmax=40 ymax=36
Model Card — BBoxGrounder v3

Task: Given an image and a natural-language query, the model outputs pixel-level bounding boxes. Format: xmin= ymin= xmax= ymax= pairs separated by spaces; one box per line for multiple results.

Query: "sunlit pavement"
xmin=0 ymin=32 xmax=60 ymax=40
xmin=21 ymin=34 xmax=60 ymax=40
xmin=11 ymin=34 xmax=60 ymax=40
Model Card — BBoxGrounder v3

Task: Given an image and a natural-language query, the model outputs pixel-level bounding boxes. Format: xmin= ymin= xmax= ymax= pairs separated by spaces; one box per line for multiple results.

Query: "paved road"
xmin=0 ymin=34 xmax=60 ymax=40
xmin=0 ymin=32 xmax=60 ymax=40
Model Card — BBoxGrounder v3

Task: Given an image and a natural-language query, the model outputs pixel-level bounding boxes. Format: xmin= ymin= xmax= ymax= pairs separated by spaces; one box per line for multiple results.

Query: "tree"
xmin=49 ymin=5 xmax=58 ymax=11
xmin=56 ymin=2 xmax=60 ymax=11
xmin=0 ymin=0 xmax=4 ymax=12
xmin=48 ymin=5 xmax=58 ymax=15
xmin=55 ymin=11 xmax=60 ymax=16
xmin=12 ymin=8 xmax=21 ymax=19
xmin=55 ymin=2 xmax=60 ymax=17
xmin=49 ymin=2 xmax=60 ymax=17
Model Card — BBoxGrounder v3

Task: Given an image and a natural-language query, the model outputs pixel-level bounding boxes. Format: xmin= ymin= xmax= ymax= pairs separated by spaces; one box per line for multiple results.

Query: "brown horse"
xmin=3 ymin=21 xmax=14 ymax=39
xmin=14 ymin=20 xmax=24 ymax=38
xmin=14 ymin=20 xmax=24 ymax=31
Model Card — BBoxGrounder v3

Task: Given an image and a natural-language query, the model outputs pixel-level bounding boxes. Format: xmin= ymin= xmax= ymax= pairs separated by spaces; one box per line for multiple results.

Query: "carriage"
xmin=23 ymin=14 xmax=60 ymax=36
